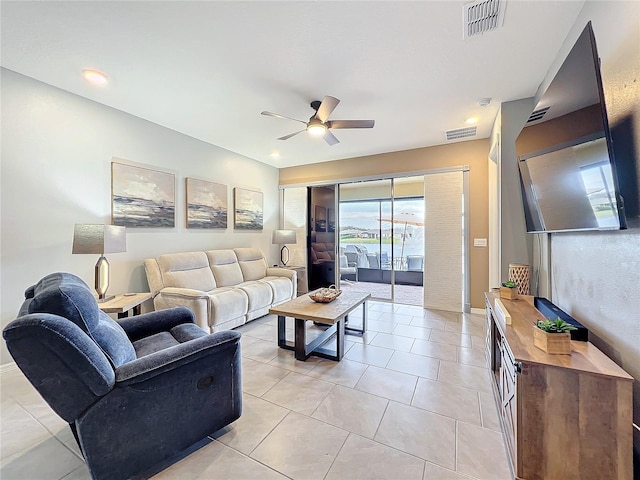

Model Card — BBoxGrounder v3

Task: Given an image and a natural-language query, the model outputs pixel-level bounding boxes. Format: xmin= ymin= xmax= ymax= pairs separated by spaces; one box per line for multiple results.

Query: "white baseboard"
xmin=0 ymin=361 xmax=18 ymax=374
xmin=470 ymin=307 xmax=485 ymax=315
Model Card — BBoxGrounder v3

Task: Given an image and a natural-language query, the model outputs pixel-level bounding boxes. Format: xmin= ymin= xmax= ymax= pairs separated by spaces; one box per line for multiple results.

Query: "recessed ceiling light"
xmin=465 ymin=117 xmax=479 ymax=125
xmin=82 ymin=69 xmax=109 ymax=86
xmin=270 ymin=152 xmax=281 ymax=159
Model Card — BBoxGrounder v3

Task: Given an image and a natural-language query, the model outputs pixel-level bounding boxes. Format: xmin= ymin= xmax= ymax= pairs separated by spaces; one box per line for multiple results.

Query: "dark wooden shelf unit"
xmin=485 ymin=290 xmax=633 ymax=480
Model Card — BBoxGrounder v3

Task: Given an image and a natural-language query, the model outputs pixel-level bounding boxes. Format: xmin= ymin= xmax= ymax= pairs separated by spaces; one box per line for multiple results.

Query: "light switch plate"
xmin=474 ymin=238 xmax=487 ymax=247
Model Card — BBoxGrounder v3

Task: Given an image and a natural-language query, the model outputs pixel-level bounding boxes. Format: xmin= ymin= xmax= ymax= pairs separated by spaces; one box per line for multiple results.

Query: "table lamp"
xmin=72 ymin=224 xmax=126 ymax=302
xmin=272 ymin=229 xmax=296 ymax=266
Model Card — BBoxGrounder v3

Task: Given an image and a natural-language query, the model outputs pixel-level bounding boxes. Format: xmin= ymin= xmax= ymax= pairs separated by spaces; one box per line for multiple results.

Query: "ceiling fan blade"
xmin=261 ymin=111 xmax=307 ymax=125
xmin=315 ymin=96 xmax=340 ymax=122
xmin=323 ymin=130 xmax=340 ymax=146
xmin=278 ymin=130 xmax=305 ymax=141
xmin=327 ymin=119 xmax=375 ymax=129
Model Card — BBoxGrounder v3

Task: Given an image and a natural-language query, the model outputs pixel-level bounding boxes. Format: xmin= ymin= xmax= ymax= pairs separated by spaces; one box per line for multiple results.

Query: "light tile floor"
xmin=0 ymin=301 xmax=512 ymax=479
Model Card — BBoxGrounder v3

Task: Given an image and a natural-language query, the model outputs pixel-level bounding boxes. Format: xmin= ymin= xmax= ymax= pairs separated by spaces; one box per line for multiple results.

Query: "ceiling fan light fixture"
xmin=307 ymin=123 xmax=327 ymax=136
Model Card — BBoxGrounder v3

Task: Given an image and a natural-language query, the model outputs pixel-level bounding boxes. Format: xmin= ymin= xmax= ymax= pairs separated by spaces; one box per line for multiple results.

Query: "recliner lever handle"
xmin=197 ymin=375 xmax=215 ymax=390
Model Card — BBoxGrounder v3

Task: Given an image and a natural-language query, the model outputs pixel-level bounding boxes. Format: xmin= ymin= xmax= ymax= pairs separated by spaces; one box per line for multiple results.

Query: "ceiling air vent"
xmin=463 ymin=0 xmax=507 ymax=39
xmin=445 ymin=126 xmax=477 ymax=141
xmin=527 ymin=106 xmax=550 ymax=123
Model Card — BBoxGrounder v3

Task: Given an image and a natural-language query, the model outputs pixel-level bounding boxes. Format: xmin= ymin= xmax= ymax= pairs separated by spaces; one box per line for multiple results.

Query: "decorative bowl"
xmin=309 ymin=285 xmax=342 ymax=303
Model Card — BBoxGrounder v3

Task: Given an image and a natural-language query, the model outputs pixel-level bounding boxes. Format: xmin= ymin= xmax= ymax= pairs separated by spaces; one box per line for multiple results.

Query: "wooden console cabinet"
xmin=485 ymin=291 xmax=633 ymax=480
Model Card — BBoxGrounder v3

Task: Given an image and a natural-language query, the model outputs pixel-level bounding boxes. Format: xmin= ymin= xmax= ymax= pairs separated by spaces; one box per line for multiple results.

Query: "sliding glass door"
xmin=338 ymin=177 xmax=425 ymax=305
xmin=281 ymin=169 xmax=467 ymax=310
xmin=338 ymin=179 xmax=393 ymax=301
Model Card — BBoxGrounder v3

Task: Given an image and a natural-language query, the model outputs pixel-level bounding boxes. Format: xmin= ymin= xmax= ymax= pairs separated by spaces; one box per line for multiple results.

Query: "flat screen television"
xmin=516 ymin=22 xmax=628 ymax=233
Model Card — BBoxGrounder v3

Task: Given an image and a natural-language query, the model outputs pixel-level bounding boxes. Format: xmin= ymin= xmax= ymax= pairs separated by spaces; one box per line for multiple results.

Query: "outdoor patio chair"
xmin=407 ymin=255 xmax=424 ymax=272
xmin=345 ymin=251 xmax=359 ymax=266
xmin=366 ymin=253 xmax=380 ymax=269
xmin=339 ymin=254 xmax=358 ymax=281
xmin=379 ymin=252 xmax=391 ymax=269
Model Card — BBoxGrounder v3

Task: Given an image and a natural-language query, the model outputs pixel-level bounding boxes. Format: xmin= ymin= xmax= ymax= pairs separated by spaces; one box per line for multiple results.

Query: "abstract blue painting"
xmin=234 ymin=188 xmax=263 ymax=230
xmin=112 ymin=162 xmax=175 ymax=228
xmin=186 ymin=178 xmax=227 ymax=229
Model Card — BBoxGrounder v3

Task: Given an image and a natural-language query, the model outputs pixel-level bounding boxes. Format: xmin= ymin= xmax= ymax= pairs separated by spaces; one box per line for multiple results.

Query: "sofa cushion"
xmin=208 ymin=287 xmax=248 ymax=327
xmin=206 ymin=250 xmax=244 ymax=287
xmin=28 ymin=273 xmax=135 ymax=367
xmin=260 ymin=276 xmax=294 ymax=304
xmin=236 ymin=281 xmax=273 ymax=312
xmin=158 ymin=252 xmax=216 ymax=291
xmin=234 ymin=247 xmax=268 ymax=281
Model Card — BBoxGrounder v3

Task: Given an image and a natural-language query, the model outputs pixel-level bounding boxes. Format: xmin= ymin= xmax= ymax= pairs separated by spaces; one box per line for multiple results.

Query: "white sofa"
xmin=144 ymin=248 xmax=296 ymax=333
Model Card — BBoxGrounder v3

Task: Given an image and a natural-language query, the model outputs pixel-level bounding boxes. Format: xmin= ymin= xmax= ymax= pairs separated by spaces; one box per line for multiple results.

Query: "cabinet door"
xmin=500 ymin=339 xmax=517 ymax=471
xmin=485 ymin=302 xmax=492 ymax=369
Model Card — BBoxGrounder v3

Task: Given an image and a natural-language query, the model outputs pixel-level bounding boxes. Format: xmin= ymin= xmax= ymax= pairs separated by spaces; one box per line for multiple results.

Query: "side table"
xmin=98 ymin=293 xmax=153 ymax=319
xmin=283 ymin=265 xmax=308 ymax=295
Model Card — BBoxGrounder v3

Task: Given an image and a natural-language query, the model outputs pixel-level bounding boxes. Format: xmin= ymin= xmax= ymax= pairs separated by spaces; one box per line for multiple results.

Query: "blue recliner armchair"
xmin=2 ymin=272 xmax=242 ymax=480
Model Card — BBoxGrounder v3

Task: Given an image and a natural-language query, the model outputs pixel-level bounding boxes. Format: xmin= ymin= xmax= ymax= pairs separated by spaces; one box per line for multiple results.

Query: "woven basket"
xmin=309 ymin=285 xmax=342 ymax=303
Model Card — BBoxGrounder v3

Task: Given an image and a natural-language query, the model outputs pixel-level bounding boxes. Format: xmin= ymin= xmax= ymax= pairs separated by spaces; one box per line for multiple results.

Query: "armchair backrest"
xmin=26 ymin=273 xmax=136 ymax=367
xmin=2 ymin=273 xmax=129 ymax=422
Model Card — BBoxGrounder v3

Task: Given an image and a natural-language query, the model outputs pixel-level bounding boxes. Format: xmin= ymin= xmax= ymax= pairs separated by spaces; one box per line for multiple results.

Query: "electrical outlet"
xmin=474 ymin=238 xmax=487 ymax=247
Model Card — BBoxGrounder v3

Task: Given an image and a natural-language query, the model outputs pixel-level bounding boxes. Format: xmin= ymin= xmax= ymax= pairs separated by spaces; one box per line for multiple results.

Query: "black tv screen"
xmin=516 ymin=22 xmax=627 ymax=233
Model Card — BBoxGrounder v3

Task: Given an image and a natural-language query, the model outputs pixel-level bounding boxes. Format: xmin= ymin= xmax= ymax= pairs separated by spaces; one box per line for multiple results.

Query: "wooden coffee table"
xmin=269 ymin=290 xmax=370 ymax=361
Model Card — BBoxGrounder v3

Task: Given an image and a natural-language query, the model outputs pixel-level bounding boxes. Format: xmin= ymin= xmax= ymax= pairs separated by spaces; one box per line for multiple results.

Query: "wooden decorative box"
xmin=533 ymin=328 xmax=571 ymax=355
xmin=500 ymin=286 xmax=518 ymax=300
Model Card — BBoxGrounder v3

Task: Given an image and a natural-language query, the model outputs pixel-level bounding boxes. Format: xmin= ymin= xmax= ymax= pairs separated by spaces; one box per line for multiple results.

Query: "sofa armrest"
xmin=115 ymin=330 xmax=241 ymax=385
xmin=118 ymin=307 xmax=195 ymax=342
xmin=158 ymin=287 xmax=209 ymax=298
xmin=267 ymin=267 xmax=295 ymax=280
xmin=154 ymin=288 xmax=211 ymax=332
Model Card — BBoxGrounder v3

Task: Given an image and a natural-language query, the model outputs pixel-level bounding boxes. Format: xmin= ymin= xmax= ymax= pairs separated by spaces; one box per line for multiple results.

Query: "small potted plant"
xmin=500 ymin=280 xmax=518 ymax=300
xmin=533 ymin=318 xmax=577 ymax=354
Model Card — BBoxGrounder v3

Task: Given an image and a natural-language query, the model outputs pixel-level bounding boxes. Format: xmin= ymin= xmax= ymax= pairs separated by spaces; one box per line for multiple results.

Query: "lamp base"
xmin=95 ymin=255 xmax=113 ymax=303
xmin=280 ymin=245 xmax=290 ymax=266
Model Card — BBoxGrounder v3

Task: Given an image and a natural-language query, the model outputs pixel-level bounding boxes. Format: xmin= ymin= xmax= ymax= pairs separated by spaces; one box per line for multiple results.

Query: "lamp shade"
xmin=272 ymin=229 xmax=296 ymax=245
xmin=72 ymin=224 xmax=126 ymax=254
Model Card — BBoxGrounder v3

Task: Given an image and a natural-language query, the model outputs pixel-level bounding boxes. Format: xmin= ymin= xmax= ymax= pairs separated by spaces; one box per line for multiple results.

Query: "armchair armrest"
xmin=118 ymin=306 xmax=195 ymax=342
xmin=115 ymin=330 xmax=241 ymax=385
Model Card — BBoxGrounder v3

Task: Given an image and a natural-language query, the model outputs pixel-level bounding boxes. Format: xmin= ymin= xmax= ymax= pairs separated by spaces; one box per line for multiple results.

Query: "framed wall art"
xmin=112 ymin=162 xmax=175 ymax=227
xmin=186 ymin=178 xmax=227 ymax=228
xmin=234 ymin=188 xmax=263 ymax=230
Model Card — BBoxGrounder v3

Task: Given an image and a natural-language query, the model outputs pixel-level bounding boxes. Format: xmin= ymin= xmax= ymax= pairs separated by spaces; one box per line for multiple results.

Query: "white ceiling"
xmin=1 ymin=1 xmax=585 ymax=168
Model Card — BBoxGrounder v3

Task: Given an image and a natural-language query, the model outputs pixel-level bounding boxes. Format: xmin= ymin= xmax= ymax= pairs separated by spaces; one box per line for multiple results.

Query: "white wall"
xmin=543 ymin=0 xmax=640 ymax=457
xmin=0 ymin=69 xmax=280 ymax=364
xmin=496 ymin=98 xmax=535 ymax=281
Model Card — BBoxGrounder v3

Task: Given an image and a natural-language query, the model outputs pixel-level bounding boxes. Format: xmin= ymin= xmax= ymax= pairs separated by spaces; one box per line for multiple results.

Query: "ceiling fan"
xmin=261 ymin=95 xmax=375 ymax=146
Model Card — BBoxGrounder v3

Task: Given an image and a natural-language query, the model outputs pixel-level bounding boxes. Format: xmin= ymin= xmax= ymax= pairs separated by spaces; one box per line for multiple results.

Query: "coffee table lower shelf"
xmin=277 ymin=317 xmax=366 ymax=361
xmin=271 ymin=291 xmax=370 ymax=362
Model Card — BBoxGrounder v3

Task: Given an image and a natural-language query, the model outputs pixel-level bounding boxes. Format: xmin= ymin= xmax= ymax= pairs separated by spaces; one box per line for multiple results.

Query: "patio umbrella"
xmin=377 ymin=212 xmax=424 ymax=261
